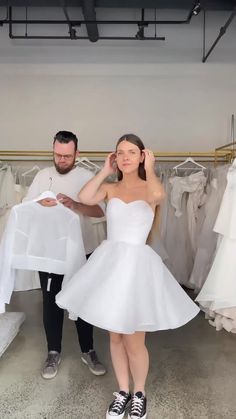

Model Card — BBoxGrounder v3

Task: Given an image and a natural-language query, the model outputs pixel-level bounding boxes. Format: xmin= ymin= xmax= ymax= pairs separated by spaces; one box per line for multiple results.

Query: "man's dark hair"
xmin=53 ymin=131 xmax=78 ymax=151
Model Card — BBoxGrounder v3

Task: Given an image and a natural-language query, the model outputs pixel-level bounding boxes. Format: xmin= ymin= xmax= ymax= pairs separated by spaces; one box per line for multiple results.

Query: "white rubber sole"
xmin=106 ymin=410 xmax=126 ymax=419
xmin=128 ymin=414 xmax=147 ymax=419
xmin=105 ymin=400 xmax=131 ymax=419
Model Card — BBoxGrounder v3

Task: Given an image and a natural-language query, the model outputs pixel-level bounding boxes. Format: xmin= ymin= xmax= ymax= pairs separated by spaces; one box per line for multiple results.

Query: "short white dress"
xmin=56 ymin=198 xmax=199 ymax=334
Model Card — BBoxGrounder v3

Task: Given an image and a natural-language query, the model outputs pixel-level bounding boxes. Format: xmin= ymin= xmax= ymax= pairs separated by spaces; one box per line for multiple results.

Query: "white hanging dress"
xmin=196 ymin=161 xmax=236 ymax=332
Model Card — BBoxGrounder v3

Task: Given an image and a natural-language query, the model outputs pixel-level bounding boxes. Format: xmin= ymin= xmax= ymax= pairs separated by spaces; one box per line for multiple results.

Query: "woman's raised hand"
xmin=143 ymin=149 xmax=156 ymax=173
xmin=102 ymin=152 xmax=117 ymax=176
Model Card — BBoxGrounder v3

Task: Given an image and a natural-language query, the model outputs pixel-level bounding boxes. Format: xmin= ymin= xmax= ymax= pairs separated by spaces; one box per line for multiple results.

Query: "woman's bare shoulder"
xmin=101 ymin=182 xmax=119 ymax=198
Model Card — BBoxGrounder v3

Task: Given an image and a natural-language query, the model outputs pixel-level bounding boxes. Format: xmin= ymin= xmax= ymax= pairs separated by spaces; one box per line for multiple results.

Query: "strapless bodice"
xmin=106 ymin=198 xmax=154 ymax=245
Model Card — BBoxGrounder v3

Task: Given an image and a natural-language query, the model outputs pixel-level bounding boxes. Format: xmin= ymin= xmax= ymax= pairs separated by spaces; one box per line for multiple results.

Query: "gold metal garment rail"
xmin=0 ymin=150 xmax=232 ymax=157
xmin=0 ymin=150 xmax=234 ymax=164
xmin=214 ymin=141 xmax=236 ymax=164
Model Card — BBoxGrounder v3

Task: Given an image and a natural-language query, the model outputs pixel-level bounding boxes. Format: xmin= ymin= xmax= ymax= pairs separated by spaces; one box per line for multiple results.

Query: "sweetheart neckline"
xmin=107 ymin=197 xmax=154 ymax=215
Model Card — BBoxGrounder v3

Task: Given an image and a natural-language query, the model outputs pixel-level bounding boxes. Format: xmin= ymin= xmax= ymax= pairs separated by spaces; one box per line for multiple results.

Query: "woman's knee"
xmin=123 ymin=335 xmax=146 ymax=357
xmin=109 ymin=332 xmax=123 ymax=345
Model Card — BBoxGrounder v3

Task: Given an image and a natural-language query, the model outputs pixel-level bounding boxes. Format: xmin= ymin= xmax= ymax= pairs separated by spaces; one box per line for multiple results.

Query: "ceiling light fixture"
xmin=192 ymin=2 xmax=201 ymax=16
xmin=135 ymin=24 xmax=145 ymax=40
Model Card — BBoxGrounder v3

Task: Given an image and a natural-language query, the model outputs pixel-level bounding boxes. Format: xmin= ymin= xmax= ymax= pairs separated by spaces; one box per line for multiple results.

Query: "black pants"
xmin=39 ymin=256 xmax=93 ymax=354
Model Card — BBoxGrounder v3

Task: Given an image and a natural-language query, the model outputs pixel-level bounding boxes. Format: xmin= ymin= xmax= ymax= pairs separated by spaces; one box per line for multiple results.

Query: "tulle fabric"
xmin=56 ymin=198 xmax=199 ymax=334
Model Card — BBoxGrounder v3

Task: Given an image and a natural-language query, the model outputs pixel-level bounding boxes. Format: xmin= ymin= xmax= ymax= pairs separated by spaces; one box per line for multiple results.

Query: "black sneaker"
xmin=106 ymin=391 xmax=131 ymax=418
xmin=128 ymin=392 xmax=147 ymax=419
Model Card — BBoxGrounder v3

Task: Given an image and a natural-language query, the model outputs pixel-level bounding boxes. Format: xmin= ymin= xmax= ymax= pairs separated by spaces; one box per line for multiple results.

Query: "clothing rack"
xmin=214 ymin=141 xmax=236 ymax=164
xmin=213 ymin=115 xmax=236 ymax=163
xmin=0 ymin=149 xmax=234 ymax=163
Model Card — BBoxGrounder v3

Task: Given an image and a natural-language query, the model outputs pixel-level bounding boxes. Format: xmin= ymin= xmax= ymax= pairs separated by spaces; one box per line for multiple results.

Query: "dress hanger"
xmin=21 ymin=165 xmax=40 ymax=176
xmin=173 ymin=157 xmax=206 ymax=174
xmin=0 ymin=163 xmax=9 ymax=171
xmin=76 ymin=157 xmax=101 ymax=171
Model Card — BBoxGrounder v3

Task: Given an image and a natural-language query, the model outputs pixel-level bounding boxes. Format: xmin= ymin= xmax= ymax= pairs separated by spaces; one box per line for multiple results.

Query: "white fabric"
xmin=0 ymin=166 xmax=18 ymax=214
xmin=196 ymin=235 xmax=236 ymax=332
xmin=90 ymin=216 xmax=107 ymax=247
xmin=24 ymin=166 xmax=105 ymax=254
xmin=162 ymin=179 xmax=193 ymax=286
xmin=0 ymin=168 xmax=18 ymax=235
xmin=149 ymin=234 xmax=169 ymax=261
xmin=14 ymin=184 xmax=25 ymax=203
xmin=159 ymin=175 xmax=169 ymax=240
xmin=56 ymin=198 xmax=199 ymax=334
xmin=0 ymin=184 xmax=24 ymax=240
xmin=169 ymin=171 xmax=206 ymax=217
xmin=161 ymin=171 xmax=207 ymax=287
xmin=214 ymin=159 xmax=236 ymax=239
xmin=0 ymin=184 xmax=41 ymax=291
xmin=0 ymin=171 xmax=6 ymax=216
xmin=0 ymin=210 xmax=11 ymax=240
xmin=169 ymin=171 xmax=207 ymax=255
xmin=0 ymin=192 xmax=86 ymax=313
xmin=208 ymin=308 xmax=236 ymax=333
xmin=0 ymin=312 xmax=25 ymax=357
xmin=14 ymin=270 xmax=40 ymax=291
xmin=196 ymin=163 xmax=236 ymax=332
xmin=189 ymin=166 xmax=228 ymax=292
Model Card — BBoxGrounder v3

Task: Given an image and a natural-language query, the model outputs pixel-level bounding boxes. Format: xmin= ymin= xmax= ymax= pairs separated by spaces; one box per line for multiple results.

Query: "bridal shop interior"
xmin=0 ymin=1 xmax=236 ymax=418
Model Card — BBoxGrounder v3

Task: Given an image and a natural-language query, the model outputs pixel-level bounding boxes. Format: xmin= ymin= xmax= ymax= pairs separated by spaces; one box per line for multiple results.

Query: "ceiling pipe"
xmin=81 ymin=0 xmax=99 ymax=42
xmin=1 ymin=18 xmax=195 ymax=25
xmin=202 ymin=6 xmax=236 ymax=62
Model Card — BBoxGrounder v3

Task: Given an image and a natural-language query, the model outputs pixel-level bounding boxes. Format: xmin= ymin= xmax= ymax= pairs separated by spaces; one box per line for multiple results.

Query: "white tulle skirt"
xmin=56 ymin=240 xmax=199 ymax=334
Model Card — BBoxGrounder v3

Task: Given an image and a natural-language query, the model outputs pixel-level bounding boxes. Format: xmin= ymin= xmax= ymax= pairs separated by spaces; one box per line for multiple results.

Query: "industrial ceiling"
xmin=0 ymin=1 xmax=235 ymax=62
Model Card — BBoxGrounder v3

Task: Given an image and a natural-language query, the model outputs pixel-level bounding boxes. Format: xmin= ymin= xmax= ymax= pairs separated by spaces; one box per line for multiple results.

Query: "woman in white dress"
xmin=56 ymin=134 xmax=199 ymax=419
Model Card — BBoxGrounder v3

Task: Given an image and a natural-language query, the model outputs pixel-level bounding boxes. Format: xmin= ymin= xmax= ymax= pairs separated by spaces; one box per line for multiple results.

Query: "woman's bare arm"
xmin=143 ymin=149 xmax=166 ymax=205
xmin=78 ymin=153 xmax=116 ymax=205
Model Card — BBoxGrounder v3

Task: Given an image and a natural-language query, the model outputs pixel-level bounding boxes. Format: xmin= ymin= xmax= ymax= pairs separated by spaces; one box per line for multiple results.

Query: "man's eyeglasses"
xmin=54 ymin=153 xmax=74 ymax=160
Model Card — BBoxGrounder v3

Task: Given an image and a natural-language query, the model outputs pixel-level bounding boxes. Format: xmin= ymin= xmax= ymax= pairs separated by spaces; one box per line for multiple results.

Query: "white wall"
xmin=0 ymin=8 xmax=235 ymax=152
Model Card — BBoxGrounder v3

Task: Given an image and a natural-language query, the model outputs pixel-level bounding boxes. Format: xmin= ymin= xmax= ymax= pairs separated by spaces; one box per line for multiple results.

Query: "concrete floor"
xmin=0 ymin=290 xmax=236 ymax=419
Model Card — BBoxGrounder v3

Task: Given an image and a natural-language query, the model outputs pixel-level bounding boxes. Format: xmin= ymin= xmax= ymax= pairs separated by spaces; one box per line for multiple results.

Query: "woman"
xmin=56 ymin=134 xmax=199 ymax=419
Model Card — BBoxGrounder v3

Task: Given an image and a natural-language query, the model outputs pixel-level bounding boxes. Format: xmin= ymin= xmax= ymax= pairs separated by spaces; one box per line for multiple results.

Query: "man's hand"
xmin=37 ymin=198 xmax=58 ymax=207
xmin=56 ymin=193 xmax=77 ymax=210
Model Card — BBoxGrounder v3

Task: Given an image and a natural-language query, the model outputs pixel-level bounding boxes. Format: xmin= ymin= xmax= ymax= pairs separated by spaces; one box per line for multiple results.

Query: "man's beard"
xmin=54 ymin=158 xmax=76 ymax=174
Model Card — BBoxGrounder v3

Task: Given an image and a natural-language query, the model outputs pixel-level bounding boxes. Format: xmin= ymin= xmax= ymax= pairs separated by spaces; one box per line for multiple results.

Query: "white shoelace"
xmin=130 ymin=395 xmax=144 ymax=416
xmin=110 ymin=392 xmax=127 ymax=412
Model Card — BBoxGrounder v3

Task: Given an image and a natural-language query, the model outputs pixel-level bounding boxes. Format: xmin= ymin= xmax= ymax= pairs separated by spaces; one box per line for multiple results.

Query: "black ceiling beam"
xmin=6 ymin=35 xmax=165 ymax=40
xmin=0 ymin=1 xmax=235 ymax=9
xmin=202 ymin=6 xmax=236 ymax=62
xmin=0 ymin=18 xmax=197 ymax=25
xmin=0 ymin=3 xmax=195 ymax=40
xmin=6 ymin=5 xmax=165 ymax=40
xmin=81 ymin=0 xmax=99 ymax=42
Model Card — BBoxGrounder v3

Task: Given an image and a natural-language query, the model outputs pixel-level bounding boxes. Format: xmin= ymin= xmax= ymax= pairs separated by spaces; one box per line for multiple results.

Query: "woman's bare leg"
xmin=123 ymin=332 xmax=149 ymax=393
xmin=109 ymin=332 xmax=130 ymax=392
